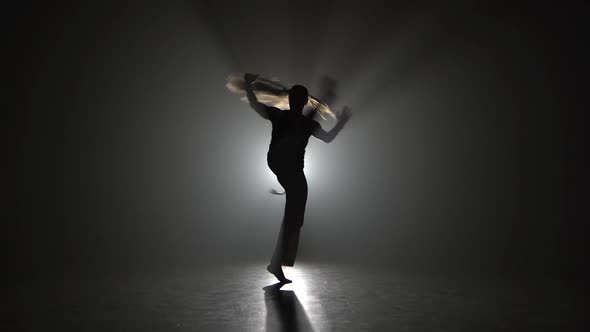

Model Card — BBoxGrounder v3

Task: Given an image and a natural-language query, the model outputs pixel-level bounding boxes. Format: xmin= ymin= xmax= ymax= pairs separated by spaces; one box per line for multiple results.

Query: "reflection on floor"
xmin=18 ymin=262 xmax=583 ymax=331
xmin=264 ymin=282 xmax=314 ymax=332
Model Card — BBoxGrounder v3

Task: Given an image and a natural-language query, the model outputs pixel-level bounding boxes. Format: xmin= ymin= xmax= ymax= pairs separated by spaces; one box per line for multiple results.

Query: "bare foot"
xmin=267 ymin=264 xmax=292 ymax=283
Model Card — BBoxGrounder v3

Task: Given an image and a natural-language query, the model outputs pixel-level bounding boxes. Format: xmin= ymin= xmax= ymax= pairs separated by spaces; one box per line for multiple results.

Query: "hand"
xmin=337 ymin=106 xmax=352 ymax=122
xmin=244 ymin=73 xmax=259 ymax=84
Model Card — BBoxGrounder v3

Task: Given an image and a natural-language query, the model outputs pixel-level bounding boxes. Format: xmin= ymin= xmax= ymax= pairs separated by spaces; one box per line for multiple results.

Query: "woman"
xmin=243 ymin=73 xmax=351 ymax=283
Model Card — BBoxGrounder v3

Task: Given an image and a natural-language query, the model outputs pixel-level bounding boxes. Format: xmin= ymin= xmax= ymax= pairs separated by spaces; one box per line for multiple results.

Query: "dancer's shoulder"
xmin=267 ymin=107 xmax=282 ymax=121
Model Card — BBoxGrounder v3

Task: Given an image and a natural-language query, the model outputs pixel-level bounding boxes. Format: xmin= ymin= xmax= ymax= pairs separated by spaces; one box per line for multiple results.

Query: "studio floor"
xmin=17 ymin=262 xmax=584 ymax=331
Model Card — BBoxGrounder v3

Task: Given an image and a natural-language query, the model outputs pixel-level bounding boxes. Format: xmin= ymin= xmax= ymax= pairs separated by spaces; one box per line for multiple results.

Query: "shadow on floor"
xmin=264 ymin=282 xmax=314 ymax=332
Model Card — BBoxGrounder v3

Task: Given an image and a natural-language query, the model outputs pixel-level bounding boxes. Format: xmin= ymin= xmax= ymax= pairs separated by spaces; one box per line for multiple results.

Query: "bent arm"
xmin=245 ymin=80 xmax=272 ymax=120
xmin=312 ymin=107 xmax=351 ymax=143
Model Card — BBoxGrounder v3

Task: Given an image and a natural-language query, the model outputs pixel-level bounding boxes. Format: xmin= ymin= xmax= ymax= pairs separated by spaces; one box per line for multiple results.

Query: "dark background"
xmin=12 ymin=2 xmax=587 ymax=280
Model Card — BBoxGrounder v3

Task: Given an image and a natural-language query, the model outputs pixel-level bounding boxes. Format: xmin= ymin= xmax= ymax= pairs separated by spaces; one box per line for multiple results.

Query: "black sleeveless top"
xmin=266 ymin=108 xmax=319 ymax=173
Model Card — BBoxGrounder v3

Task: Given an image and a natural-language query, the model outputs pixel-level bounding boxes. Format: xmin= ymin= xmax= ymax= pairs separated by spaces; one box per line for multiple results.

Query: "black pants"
xmin=269 ymin=170 xmax=308 ymax=267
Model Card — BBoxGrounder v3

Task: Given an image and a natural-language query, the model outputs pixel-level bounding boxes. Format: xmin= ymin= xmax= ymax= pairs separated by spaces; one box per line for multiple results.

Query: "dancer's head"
xmin=289 ymin=85 xmax=308 ymax=112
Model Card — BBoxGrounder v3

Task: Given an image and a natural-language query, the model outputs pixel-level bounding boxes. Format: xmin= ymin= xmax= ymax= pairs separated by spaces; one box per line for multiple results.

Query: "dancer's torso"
xmin=267 ymin=110 xmax=318 ymax=172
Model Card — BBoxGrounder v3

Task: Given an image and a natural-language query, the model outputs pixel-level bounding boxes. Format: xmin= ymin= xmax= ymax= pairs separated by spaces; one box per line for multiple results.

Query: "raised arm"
xmin=312 ymin=107 xmax=352 ymax=143
xmin=244 ymin=73 xmax=272 ymax=120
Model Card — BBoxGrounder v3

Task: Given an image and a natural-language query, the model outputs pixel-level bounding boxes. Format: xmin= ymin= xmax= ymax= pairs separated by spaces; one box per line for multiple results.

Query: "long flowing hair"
xmin=225 ymin=74 xmax=336 ymax=120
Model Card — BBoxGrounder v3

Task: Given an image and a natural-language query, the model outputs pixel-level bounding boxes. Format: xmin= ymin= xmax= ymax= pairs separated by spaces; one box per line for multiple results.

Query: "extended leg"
xmin=269 ymin=172 xmax=308 ymax=269
xmin=268 ymin=222 xmax=291 ymax=283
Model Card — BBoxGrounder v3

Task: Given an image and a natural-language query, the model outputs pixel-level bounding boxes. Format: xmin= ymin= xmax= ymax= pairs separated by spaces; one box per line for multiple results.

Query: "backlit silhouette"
xmin=239 ymin=73 xmax=350 ymax=282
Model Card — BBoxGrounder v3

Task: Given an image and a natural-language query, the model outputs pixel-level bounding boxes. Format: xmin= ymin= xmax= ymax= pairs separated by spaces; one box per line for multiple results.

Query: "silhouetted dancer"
xmin=244 ymin=73 xmax=351 ymax=283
